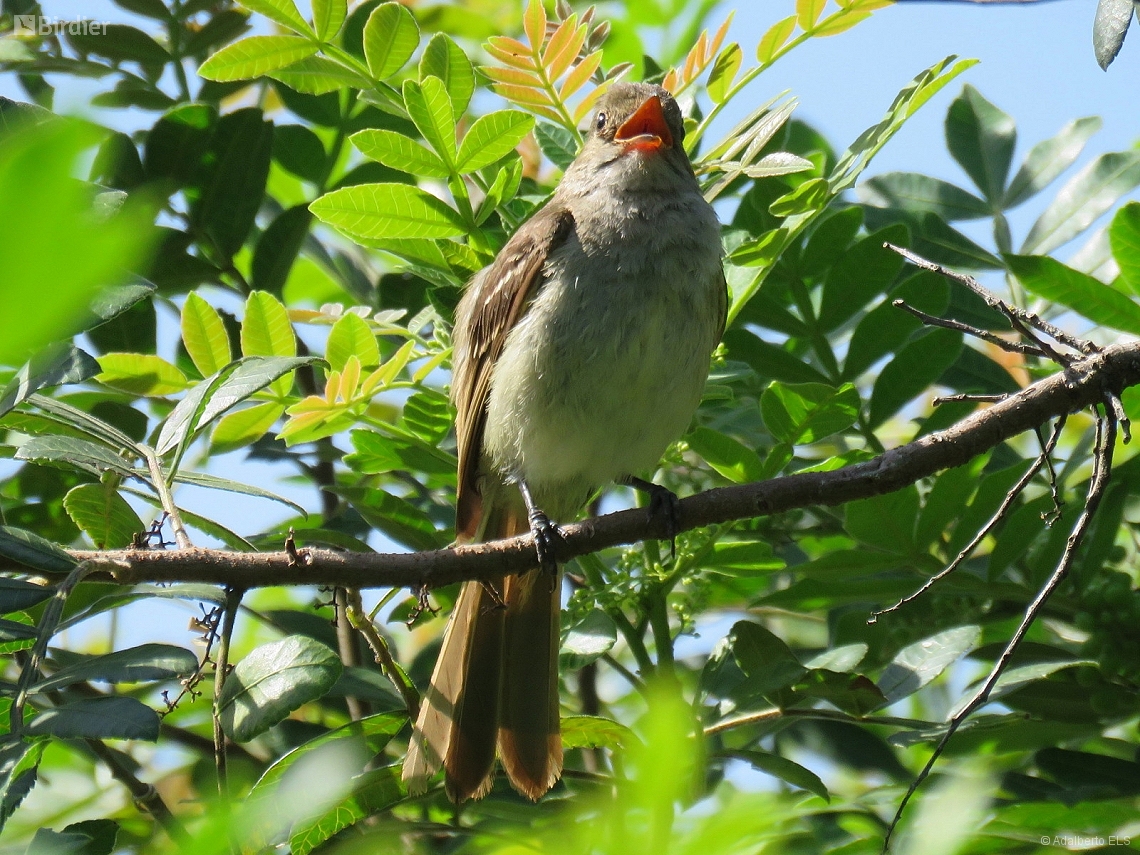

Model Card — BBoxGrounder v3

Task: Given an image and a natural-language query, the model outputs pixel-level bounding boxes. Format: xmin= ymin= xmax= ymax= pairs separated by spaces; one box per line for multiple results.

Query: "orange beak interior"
xmin=615 ymin=95 xmax=673 ymax=152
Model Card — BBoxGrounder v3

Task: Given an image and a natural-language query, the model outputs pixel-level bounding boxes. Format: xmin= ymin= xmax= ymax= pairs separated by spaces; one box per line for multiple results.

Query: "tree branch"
xmin=27 ymin=341 xmax=1140 ymax=590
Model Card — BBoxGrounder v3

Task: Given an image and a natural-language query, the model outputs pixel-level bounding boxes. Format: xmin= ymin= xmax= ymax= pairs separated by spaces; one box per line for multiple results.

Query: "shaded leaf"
xmin=944 ymin=84 xmax=1015 ymax=204
xmin=27 ymin=697 xmax=160 ymax=741
xmin=0 ymin=526 xmax=76 ymax=574
xmin=33 ymin=643 xmax=198 ymax=693
xmin=560 ymin=609 xmax=617 ymax=670
xmin=1008 ymin=254 xmax=1140 ymax=335
xmin=1004 ymin=116 xmax=1101 ymax=208
xmin=63 ymin=484 xmax=144 ymax=549
xmin=219 ymin=635 xmax=343 ymax=742
xmin=877 ymin=625 xmax=981 ymax=706
xmin=1022 ymin=150 xmax=1140 ymax=255
xmin=732 ymin=750 xmax=829 ymax=802
xmin=760 ymin=381 xmax=859 ymax=445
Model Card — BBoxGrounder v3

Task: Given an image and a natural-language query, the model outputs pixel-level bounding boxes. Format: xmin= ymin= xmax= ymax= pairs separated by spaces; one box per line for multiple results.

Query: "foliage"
xmin=1 ymin=0 xmax=1139 ymax=853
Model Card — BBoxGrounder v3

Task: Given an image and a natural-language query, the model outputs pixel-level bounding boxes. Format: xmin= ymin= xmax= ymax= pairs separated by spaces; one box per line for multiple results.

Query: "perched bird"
xmin=402 ymin=81 xmax=726 ymax=802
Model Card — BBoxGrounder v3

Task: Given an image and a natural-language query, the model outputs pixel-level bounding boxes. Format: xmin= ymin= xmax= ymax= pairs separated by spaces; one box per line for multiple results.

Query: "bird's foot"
xmin=518 ymin=481 xmax=563 ymax=576
xmin=622 ymin=476 xmax=681 ymax=559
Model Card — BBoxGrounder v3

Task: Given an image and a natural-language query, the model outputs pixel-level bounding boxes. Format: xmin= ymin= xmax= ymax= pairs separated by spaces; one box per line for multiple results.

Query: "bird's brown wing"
xmin=451 ymin=204 xmax=575 ymax=540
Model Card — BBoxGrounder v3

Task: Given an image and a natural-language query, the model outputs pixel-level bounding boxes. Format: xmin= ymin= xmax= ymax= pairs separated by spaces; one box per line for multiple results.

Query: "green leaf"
xmin=535 ymin=121 xmax=578 ymax=170
xmin=915 ymin=455 xmax=988 ymax=551
xmin=241 ymin=291 xmax=296 ymax=358
xmin=0 ymin=738 xmax=46 ymax=828
xmin=818 ymin=226 xmax=907 ymax=332
xmin=845 ymin=485 xmax=920 ymax=556
xmin=16 ymin=436 xmax=139 ymax=479
xmin=419 ymin=33 xmax=475 ymax=120
xmin=157 ymin=356 xmax=316 ymax=455
xmin=843 ymin=271 xmax=949 ymax=381
xmin=760 ymin=382 xmax=859 ymax=445
xmin=732 ymin=750 xmax=829 ymax=802
xmin=32 ymin=643 xmax=198 ymax=693
xmin=28 ymin=821 xmax=119 ymax=855
xmin=312 ymin=0 xmax=347 ymax=41
xmin=722 ymin=329 xmax=829 ymax=385
xmin=729 ymin=620 xmax=806 ymax=698
xmin=27 ymin=697 xmax=160 ymax=741
xmin=350 ymin=129 xmax=449 ymax=178
xmin=96 ymin=352 xmax=188 ymax=396
xmin=1007 ymin=254 xmax=1140 ymax=335
xmin=1004 ymin=116 xmax=1101 ymax=208
xmin=238 ymin=0 xmax=312 ymax=35
xmin=1109 ymin=201 xmax=1140 ymax=296
xmin=273 ymin=124 xmax=325 ymax=184
xmin=1093 ymin=0 xmax=1134 ymax=69
xmin=344 ymin=429 xmax=455 ymax=477
xmin=830 ymin=56 xmax=977 ymax=195
xmin=402 ymin=77 xmax=456 ymax=167
xmin=219 ymin=635 xmax=343 ymax=742
xmin=769 ymin=177 xmax=829 ymax=217
xmin=457 ymin=110 xmax=534 ymax=173
xmin=63 ymin=484 xmax=144 ymax=550
xmin=1022 ymin=150 xmax=1140 ymax=254
xmin=290 ymin=767 xmax=406 ymax=855
xmin=198 ymin=35 xmax=318 ymax=81
xmin=0 ymin=343 xmax=99 ymax=420
xmin=0 ymin=578 xmax=53 ymax=613
xmin=560 ymin=609 xmax=617 ymax=670
xmin=211 ymin=402 xmax=286 ymax=454
xmin=803 ymin=643 xmax=868 ymax=672
xmin=861 ymin=172 xmax=990 ymax=220
xmin=560 ymin=715 xmax=636 ymax=751
xmin=253 ymin=205 xmax=313 ymax=295
xmin=248 ymin=711 xmax=407 ymax=800
xmin=270 ymin=57 xmax=372 ymax=95
xmin=310 ymin=183 xmax=467 ymax=240
xmin=341 ymin=487 xmax=444 ymax=551
xmin=363 ymin=2 xmax=419 ymax=80
xmin=181 ymin=292 xmax=232 ymax=377
xmin=687 ymin=426 xmax=764 ymax=484
xmin=167 ymin=470 xmax=307 ymax=514
xmin=67 ymin=24 xmax=170 ymax=64
xmin=944 ymin=84 xmax=1016 ymax=204
xmin=326 ymin=313 xmax=380 ymax=371
xmin=402 ymin=389 xmax=453 ymax=443
xmin=707 ymin=43 xmax=743 ymax=105
xmin=192 ymin=107 xmax=274 ymax=260
xmin=868 ymin=327 xmax=962 ymax=428
xmin=876 ymin=625 xmax=981 ymax=706
xmin=0 ymin=526 xmax=77 ymax=574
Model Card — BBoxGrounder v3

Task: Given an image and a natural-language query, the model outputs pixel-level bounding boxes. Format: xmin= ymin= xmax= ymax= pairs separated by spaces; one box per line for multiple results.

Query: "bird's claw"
xmin=528 ymin=507 xmax=565 ymax=577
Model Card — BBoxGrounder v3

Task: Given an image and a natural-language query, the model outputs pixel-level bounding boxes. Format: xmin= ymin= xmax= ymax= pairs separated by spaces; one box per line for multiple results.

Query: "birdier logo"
xmin=13 ymin=15 xmax=108 ymax=36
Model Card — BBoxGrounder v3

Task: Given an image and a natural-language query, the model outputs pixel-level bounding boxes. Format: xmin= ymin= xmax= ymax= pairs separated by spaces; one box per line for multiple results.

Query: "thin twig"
xmin=884 ymin=243 xmax=1098 ymax=357
xmin=705 ymin=706 xmax=932 ymax=737
xmin=933 ymin=393 xmax=1007 ymax=405
xmin=144 ymin=447 xmax=192 ymax=550
xmin=870 ymin=415 xmax=1067 ymax=621
xmin=212 ymin=587 xmax=244 ymax=805
xmin=892 ymin=300 xmax=1041 ymax=356
xmin=84 ymin=738 xmax=188 ymax=842
xmin=345 ymin=589 xmax=421 ymax=718
xmin=881 ymin=411 xmax=1117 ymax=853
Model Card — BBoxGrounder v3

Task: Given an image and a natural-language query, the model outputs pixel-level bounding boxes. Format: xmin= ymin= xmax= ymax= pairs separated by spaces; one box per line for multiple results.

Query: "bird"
xmin=402 ymin=81 xmax=726 ymax=803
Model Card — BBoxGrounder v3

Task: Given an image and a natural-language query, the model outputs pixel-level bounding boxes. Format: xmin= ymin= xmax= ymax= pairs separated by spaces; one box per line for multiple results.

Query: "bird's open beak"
xmin=615 ymin=95 xmax=673 ymax=152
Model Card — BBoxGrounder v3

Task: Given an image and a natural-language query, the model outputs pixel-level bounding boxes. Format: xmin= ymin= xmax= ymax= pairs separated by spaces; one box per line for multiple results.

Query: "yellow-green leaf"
xmin=363 ymin=2 xmax=420 ymax=80
xmin=241 ymin=291 xmax=296 ymax=358
xmin=63 ymin=483 xmax=144 ymax=550
xmin=238 ymin=0 xmax=312 ymax=35
xmin=198 ymin=35 xmax=318 ymax=82
xmin=181 ymin=291 xmax=232 ymax=377
xmin=757 ymin=15 xmax=796 ymax=64
xmin=706 ymin=43 xmax=742 ymax=105
xmin=326 ymin=312 xmax=380 ymax=371
xmin=211 ymin=401 xmax=286 ymax=454
xmin=96 ymin=353 xmax=189 ymax=396
xmin=241 ymin=292 xmax=296 ymax=396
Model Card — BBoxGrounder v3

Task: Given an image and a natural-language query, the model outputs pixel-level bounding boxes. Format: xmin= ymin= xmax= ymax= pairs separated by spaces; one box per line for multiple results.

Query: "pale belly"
xmin=481 ymin=234 xmax=722 ymax=520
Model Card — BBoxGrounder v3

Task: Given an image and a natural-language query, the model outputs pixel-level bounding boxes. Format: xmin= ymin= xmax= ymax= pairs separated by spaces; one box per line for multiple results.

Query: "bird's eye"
xmin=595 ymin=111 xmax=606 ymax=130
